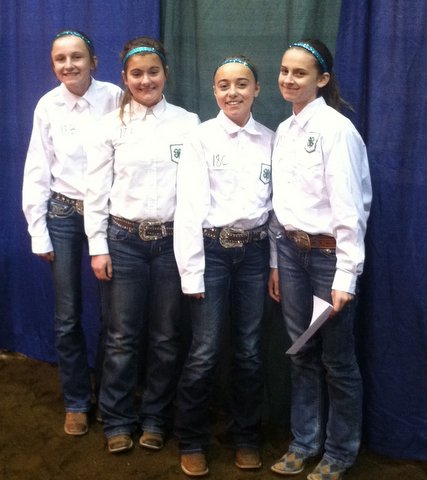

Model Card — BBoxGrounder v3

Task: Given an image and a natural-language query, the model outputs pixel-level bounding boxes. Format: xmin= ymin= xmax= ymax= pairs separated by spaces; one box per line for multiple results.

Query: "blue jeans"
xmin=276 ymin=235 xmax=362 ymax=468
xmin=47 ymin=197 xmax=92 ymax=413
xmin=99 ymin=223 xmax=184 ymax=438
xmin=175 ymin=236 xmax=269 ymax=453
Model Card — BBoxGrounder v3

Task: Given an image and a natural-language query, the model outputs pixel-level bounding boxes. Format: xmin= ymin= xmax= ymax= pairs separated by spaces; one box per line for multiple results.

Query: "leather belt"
xmin=51 ymin=191 xmax=84 ymax=215
xmin=110 ymin=215 xmax=173 ymax=241
xmin=203 ymin=225 xmax=268 ymax=248
xmin=285 ymin=229 xmax=336 ymax=251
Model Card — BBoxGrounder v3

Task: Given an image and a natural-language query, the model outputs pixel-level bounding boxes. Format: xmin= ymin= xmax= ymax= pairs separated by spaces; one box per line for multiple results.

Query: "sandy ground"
xmin=1 ymin=351 xmax=426 ymax=480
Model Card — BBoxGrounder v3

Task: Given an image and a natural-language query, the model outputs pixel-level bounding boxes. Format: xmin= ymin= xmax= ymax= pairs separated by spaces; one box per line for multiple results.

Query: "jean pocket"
xmin=319 ymin=247 xmax=336 ymax=258
xmin=47 ymin=198 xmax=75 ymax=218
xmin=203 ymin=236 xmax=220 ymax=251
xmin=251 ymin=236 xmax=269 ymax=252
xmin=107 ymin=223 xmax=130 ymax=241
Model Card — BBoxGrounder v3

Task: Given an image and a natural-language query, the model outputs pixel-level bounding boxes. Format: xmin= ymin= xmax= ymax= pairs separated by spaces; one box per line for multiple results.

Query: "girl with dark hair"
xmin=269 ymin=40 xmax=372 ymax=480
xmin=84 ymin=36 xmax=199 ymax=454
xmin=174 ymin=55 xmax=273 ymax=476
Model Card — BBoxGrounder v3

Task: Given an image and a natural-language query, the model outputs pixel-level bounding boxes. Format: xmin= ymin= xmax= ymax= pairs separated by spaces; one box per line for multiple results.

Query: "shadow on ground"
xmin=1 ymin=352 xmax=426 ymax=480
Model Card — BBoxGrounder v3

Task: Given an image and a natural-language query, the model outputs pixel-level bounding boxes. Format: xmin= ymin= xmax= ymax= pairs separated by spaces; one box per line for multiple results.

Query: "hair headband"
xmin=122 ymin=46 xmax=167 ymax=67
xmin=215 ymin=57 xmax=258 ymax=82
xmin=55 ymin=30 xmax=94 ymax=50
xmin=289 ymin=42 xmax=328 ymax=73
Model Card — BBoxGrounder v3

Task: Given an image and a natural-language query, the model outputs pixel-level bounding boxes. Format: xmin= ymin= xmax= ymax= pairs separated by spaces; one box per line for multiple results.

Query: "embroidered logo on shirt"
xmin=259 ymin=163 xmax=271 ymax=184
xmin=305 ymin=132 xmax=320 ymax=153
xmin=170 ymin=144 xmax=183 ymax=163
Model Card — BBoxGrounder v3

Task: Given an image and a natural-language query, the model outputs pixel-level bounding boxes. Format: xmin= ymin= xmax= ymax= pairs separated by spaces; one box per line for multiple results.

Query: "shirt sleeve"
xmin=84 ymin=117 xmax=115 ymax=256
xmin=324 ymin=127 xmax=372 ymax=294
xmin=268 ymin=211 xmax=282 ymax=268
xmin=22 ymin=102 xmax=54 ymax=254
xmin=173 ymin=133 xmax=211 ymax=294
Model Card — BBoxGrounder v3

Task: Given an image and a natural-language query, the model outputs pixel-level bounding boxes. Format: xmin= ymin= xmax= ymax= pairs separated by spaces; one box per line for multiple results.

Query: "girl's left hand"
xmin=268 ymin=268 xmax=281 ymax=303
xmin=330 ymin=289 xmax=354 ymax=316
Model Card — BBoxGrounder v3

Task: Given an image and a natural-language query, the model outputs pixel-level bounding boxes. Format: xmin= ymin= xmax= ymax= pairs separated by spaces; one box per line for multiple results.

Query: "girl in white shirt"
xmin=269 ymin=39 xmax=372 ymax=480
xmin=173 ymin=56 xmax=273 ymax=476
xmin=22 ymin=30 xmax=122 ymax=438
xmin=84 ymin=36 xmax=199 ymax=454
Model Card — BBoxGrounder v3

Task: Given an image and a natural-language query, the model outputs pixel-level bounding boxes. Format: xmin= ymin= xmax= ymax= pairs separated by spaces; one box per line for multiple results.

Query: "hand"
xmin=91 ymin=254 xmax=113 ymax=281
xmin=330 ymin=289 xmax=354 ymax=316
xmin=268 ymin=268 xmax=281 ymax=302
xmin=37 ymin=252 xmax=55 ymax=262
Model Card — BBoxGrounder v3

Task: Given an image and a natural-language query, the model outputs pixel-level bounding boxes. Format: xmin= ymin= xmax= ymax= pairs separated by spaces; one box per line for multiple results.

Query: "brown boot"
xmin=107 ymin=434 xmax=133 ymax=454
xmin=235 ymin=448 xmax=262 ymax=469
xmin=64 ymin=412 xmax=88 ymax=436
xmin=181 ymin=453 xmax=209 ymax=477
xmin=139 ymin=431 xmax=164 ymax=450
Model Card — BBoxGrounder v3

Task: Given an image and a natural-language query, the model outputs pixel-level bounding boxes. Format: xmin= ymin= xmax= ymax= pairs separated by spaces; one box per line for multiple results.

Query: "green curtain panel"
xmin=161 ymin=0 xmax=341 ymax=130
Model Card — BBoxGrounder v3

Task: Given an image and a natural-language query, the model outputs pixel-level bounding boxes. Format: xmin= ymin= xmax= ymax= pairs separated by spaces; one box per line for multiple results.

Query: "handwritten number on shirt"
xmin=212 ymin=154 xmax=228 ymax=168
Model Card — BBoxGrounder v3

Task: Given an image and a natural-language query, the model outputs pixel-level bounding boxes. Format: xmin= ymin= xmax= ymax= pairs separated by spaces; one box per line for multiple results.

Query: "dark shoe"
xmin=307 ymin=458 xmax=346 ymax=480
xmin=95 ymin=407 xmax=103 ymax=423
xmin=235 ymin=448 xmax=262 ymax=469
xmin=64 ymin=412 xmax=88 ymax=436
xmin=139 ymin=431 xmax=164 ymax=450
xmin=107 ymin=434 xmax=133 ymax=454
xmin=181 ymin=453 xmax=209 ymax=477
xmin=271 ymin=451 xmax=307 ymax=475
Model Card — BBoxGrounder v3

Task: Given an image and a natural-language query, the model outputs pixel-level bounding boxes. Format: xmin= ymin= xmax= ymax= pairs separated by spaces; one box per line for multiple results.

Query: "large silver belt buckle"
xmin=138 ymin=220 xmax=162 ymax=241
xmin=75 ymin=200 xmax=84 ymax=216
xmin=219 ymin=227 xmax=247 ymax=248
xmin=292 ymin=231 xmax=311 ymax=251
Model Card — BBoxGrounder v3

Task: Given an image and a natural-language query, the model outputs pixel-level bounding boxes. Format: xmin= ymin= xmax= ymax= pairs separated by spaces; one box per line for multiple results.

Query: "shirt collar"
xmin=292 ymin=96 xmax=326 ymax=129
xmin=129 ymin=95 xmax=166 ymax=119
xmin=217 ymin=110 xmax=261 ymax=136
xmin=60 ymin=77 xmax=96 ymax=110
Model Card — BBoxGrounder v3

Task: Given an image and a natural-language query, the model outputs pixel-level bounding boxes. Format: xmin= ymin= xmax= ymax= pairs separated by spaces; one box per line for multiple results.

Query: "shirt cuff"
xmin=88 ymin=237 xmax=109 ymax=256
xmin=269 ymin=249 xmax=278 ymax=269
xmin=181 ymin=273 xmax=205 ymax=295
xmin=332 ymin=269 xmax=357 ymax=295
xmin=31 ymin=235 xmax=53 ymax=254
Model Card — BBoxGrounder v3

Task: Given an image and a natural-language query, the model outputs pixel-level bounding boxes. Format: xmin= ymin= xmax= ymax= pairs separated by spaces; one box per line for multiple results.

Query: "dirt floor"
xmin=1 ymin=351 xmax=426 ymax=480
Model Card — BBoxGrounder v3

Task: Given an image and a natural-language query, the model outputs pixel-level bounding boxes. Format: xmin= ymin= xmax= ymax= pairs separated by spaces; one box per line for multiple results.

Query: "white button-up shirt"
xmin=174 ymin=110 xmax=274 ymax=294
xmin=22 ymin=79 xmax=122 ymax=253
xmin=271 ymin=97 xmax=372 ymax=293
xmin=84 ymin=97 xmax=200 ymax=255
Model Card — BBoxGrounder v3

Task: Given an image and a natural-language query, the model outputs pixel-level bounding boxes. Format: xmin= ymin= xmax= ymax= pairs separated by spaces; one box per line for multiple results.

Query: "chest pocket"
xmin=298 ymin=133 xmax=325 ymax=193
xmin=299 ymin=132 xmax=323 ymax=169
xmin=304 ymin=132 xmax=320 ymax=153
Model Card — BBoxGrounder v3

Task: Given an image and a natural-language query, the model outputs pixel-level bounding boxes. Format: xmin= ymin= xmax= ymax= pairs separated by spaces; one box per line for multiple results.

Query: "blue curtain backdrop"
xmin=335 ymin=0 xmax=427 ymax=461
xmin=1 ymin=0 xmax=427 ymax=463
xmin=0 ymin=0 xmax=160 ymax=366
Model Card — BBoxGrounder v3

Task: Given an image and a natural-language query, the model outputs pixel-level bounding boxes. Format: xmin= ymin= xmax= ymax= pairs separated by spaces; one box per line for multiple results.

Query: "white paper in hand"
xmin=286 ymin=295 xmax=333 ymax=355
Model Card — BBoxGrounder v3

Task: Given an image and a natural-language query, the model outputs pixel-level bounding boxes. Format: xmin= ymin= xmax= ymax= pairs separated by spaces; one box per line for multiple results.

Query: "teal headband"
xmin=215 ymin=57 xmax=258 ymax=82
xmin=122 ymin=46 xmax=167 ymax=67
xmin=289 ymin=42 xmax=328 ymax=73
xmin=55 ymin=31 xmax=94 ymax=50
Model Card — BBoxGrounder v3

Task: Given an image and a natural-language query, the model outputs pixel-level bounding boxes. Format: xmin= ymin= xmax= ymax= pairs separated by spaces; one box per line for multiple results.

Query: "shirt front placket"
xmin=143 ymin=109 xmax=158 ymax=217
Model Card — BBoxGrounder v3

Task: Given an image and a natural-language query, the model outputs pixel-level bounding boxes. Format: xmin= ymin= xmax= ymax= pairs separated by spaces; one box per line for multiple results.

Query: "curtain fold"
xmin=335 ymin=0 xmax=427 ymax=461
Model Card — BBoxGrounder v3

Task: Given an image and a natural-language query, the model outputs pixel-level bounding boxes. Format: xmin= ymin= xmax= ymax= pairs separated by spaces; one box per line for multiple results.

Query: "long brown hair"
xmin=119 ymin=37 xmax=167 ymax=123
xmin=289 ymin=39 xmax=352 ymax=112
